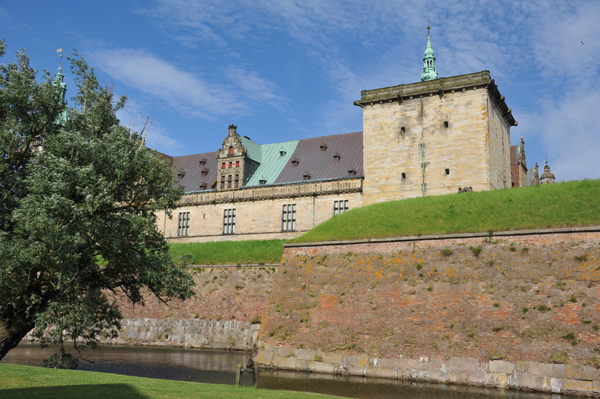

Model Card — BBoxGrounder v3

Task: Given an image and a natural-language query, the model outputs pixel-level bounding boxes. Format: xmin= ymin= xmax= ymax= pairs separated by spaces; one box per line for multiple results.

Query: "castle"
xmin=155 ymin=28 xmax=547 ymax=243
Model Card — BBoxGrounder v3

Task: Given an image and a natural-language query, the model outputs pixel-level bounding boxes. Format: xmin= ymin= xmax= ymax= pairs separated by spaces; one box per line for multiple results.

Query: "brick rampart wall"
xmin=253 ymin=228 xmax=600 ymax=396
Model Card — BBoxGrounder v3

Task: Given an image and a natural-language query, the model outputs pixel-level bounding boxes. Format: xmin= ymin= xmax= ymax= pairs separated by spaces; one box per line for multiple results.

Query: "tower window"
xmin=222 ymin=163 xmax=225 ymax=169
xmin=227 ymin=175 xmax=232 ymax=188
xmin=220 ymin=176 xmax=225 ymax=189
xmin=401 ymin=127 xmax=406 ymax=134
xmin=281 ymin=204 xmax=297 ymax=232
xmin=229 ymin=146 xmax=233 ymax=154
xmin=235 ymin=174 xmax=239 ymax=188
xmin=402 ymin=172 xmax=406 ymax=179
xmin=229 ymin=162 xmax=232 ymax=168
xmin=223 ymin=209 xmax=236 ymax=235
xmin=236 ymin=161 xmax=240 ymax=167
xmin=444 ymin=121 xmax=449 ymax=128
xmin=445 ymin=168 xmax=450 ymax=175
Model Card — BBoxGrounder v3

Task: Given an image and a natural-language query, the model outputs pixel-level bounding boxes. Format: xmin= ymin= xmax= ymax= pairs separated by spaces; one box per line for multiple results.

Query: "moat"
xmin=3 ymin=344 xmax=561 ymax=399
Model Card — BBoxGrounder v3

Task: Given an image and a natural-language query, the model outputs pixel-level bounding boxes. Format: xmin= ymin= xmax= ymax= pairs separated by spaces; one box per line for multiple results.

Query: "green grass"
xmin=169 ymin=240 xmax=286 ymax=265
xmin=0 ymin=363 xmax=343 ymax=399
xmin=293 ymin=179 xmax=600 ymax=243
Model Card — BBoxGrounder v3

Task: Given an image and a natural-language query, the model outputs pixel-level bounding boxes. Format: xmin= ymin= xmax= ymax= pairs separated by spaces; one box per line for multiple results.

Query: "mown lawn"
xmin=0 ymin=363 xmax=344 ymax=399
xmin=292 ymin=179 xmax=600 ymax=243
xmin=169 ymin=239 xmax=286 ymax=265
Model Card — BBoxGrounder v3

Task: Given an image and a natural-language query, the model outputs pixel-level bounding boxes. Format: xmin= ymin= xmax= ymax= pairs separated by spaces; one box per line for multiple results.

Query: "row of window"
xmin=176 ymin=200 xmax=350 ymax=236
xmin=222 ymin=161 xmax=240 ymax=169
xmin=220 ymin=174 xmax=240 ymax=189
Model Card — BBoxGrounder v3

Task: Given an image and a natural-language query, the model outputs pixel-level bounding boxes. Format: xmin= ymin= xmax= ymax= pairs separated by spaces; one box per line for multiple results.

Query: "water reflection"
xmin=3 ymin=344 xmax=561 ymax=399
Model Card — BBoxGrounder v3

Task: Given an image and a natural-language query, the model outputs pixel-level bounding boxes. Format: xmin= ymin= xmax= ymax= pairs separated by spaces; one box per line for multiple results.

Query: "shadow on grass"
xmin=0 ymin=384 xmax=149 ymax=399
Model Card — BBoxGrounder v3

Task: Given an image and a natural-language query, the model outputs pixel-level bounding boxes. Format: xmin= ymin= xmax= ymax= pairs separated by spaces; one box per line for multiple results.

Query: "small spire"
xmin=54 ymin=48 xmax=69 ymax=126
xmin=420 ymin=21 xmax=438 ymax=82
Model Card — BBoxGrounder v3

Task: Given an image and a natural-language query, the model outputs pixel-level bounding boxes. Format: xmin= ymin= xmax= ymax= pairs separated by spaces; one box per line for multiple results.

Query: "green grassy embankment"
xmin=293 ymin=179 xmax=600 ymax=243
xmin=169 ymin=240 xmax=286 ymax=265
xmin=0 ymin=363 xmax=342 ymax=399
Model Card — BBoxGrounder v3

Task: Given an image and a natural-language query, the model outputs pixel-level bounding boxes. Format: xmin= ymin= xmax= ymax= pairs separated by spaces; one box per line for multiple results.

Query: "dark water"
xmin=2 ymin=343 xmax=561 ymax=399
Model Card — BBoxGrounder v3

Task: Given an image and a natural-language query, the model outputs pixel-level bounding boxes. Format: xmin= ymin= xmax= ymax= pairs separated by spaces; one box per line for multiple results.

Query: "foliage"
xmin=0 ymin=44 xmax=194 ymax=362
xmin=470 ymin=245 xmax=483 ymax=258
xmin=0 ymin=363 xmax=346 ymax=399
xmin=169 ymin=240 xmax=286 ymax=265
xmin=293 ymin=179 xmax=600 ymax=242
xmin=440 ymin=248 xmax=453 ymax=256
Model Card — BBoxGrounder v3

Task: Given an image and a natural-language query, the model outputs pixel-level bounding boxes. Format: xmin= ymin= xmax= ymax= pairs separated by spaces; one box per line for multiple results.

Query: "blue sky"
xmin=2 ymin=0 xmax=599 ymax=181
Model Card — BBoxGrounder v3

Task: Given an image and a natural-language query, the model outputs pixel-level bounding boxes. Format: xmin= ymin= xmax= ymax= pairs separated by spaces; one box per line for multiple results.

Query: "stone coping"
xmin=186 ymin=263 xmax=280 ymax=269
xmin=285 ymin=225 xmax=600 ymax=248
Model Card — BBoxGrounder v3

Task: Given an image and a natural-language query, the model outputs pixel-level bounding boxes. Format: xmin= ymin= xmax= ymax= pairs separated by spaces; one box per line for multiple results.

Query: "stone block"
xmin=563 ymin=379 xmax=593 ymax=394
xmin=553 ymin=364 xmax=600 ymax=381
xmin=449 ymin=357 xmax=480 ymax=373
xmin=488 ymin=360 xmax=514 ymax=374
xmin=486 ymin=373 xmax=508 ymax=387
xmin=518 ymin=373 xmax=552 ymax=392
xmin=414 ymin=360 xmax=430 ymax=371
xmin=276 ymin=355 xmax=298 ymax=371
xmin=307 ymin=361 xmax=336 ymax=374
xmin=365 ymin=366 xmax=397 ymax=379
xmin=467 ymin=371 xmax=479 ymax=383
xmin=345 ymin=354 xmax=368 ymax=368
xmin=380 ymin=358 xmax=397 ymax=368
xmin=323 ymin=352 xmax=342 ymax=364
xmin=430 ymin=358 xmax=443 ymax=370
xmin=277 ymin=345 xmax=293 ymax=357
xmin=346 ymin=366 xmax=366 ymax=376
xmin=396 ymin=358 xmax=414 ymax=369
xmin=593 ymin=380 xmax=600 ymax=393
xmin=295 ymin=349 xmax=317 ymax=362
xmin=550 ymin=378 xmax=562 ymax=393
xmin=528 ymin=362 xmax=553 ymax=377
xmin=515 ymin=361 xmax=527 ymax=373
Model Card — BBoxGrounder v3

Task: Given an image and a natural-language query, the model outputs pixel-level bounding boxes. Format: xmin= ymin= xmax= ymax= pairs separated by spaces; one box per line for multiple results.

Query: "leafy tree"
xmin=0 ymin=42 xmax=194 ymax=363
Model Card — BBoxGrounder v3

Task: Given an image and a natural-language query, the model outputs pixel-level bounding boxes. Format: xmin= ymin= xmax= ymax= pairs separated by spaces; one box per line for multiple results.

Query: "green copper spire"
xmin=54 ymin=49 xmax=69 ymax=125
xmin=420 ymin=23 xmax=438 ymax=82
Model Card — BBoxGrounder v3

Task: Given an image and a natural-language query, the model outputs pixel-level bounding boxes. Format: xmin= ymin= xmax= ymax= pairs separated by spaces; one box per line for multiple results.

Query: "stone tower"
xmin=540 ymin=162 xmax=556 ymax=184
xmin=356 ymin=25 xmax=517 ymax=205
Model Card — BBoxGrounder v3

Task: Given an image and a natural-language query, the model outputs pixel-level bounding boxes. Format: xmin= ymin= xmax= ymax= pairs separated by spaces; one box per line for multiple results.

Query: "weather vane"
xmin=56 ymin=48 xmax=63 ymax=68
xmin=427 ymin=15 xmax=430 ymax=33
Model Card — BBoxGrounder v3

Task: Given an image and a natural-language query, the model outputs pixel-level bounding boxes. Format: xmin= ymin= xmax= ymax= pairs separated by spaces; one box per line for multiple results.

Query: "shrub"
xmin=574 ymin=255 xmax=588 ymax=262
xmin=522 ymin=307 xmax=529 ymax=313
xmin=537 ymin=304 xmax=552 ymax=312
xmin=215 ymin=314 xmax=222 ymax=321
xmin=569 ymin=296 xmax=577 ymax=303
xmin=314 ymin=355 xmax=323 ymax=362
xmin=416 ymin=264 xmax=423 ymax=270
xmin=440 ymin=248 xmax=453 ymax=256
xmin=492 ymin=326 xmax=504 ymax=332
xmin=563 ymin=332 xmax=576 ymax=340
xmin=594 ymin=324 xmax=599 ymax=331
xmin=489 ymin=349 xmax=505 ymax=360
xmin=550 ymin=350 xmax=568 ymax=364
xmin=427 ymin=286 xmax=433 ymax=291
xmin=493 ymin=303 xmax=500 ymax=308
xmin=251 ymin=315 xmax=262 ymax=324
xmin=470 ymin=245 xmax=482 ymax=258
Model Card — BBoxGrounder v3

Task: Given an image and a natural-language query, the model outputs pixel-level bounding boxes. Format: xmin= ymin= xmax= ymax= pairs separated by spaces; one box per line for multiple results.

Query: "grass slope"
xmin=0 ymin=363 xmax=343 ymax=399
xmin=169 ymin=240 xmax=286 ymax=265
xmin=293 ymin=179 xmax=600 ymax=243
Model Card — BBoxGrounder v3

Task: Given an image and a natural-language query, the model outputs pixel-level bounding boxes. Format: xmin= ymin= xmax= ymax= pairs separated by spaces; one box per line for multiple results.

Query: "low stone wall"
xmin=252 ymin=345 xmax=600 ymax=396
xmin=100 ymin=318 xmax=260 ymax=350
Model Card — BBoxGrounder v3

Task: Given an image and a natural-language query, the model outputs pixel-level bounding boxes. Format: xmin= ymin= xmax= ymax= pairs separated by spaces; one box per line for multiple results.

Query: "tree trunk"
xmin=0 ymin=312 xmax=35 ymax=361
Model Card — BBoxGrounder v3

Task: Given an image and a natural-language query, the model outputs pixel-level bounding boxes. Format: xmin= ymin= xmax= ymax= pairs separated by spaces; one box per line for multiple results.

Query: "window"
xmin=320 ymin=145 xmax=327 ymax=152
xmin=177 ymin=212 xmax=190 ymax=236
xmin=401 ymin=127 xmax=406 ymax=134
xmin=201 ymin=170 xmax=208 ymax=177
xmin=222 ymin=163 xmax=225 ymax=169
xmin=177 ymin=173 xmax=184 ymax=180
xmin=402 ymin=172 xmax=406 ymax=179
xmin=348 ymin=169 xmax=357 ymax=176
xmin=223 ymin=209 xmax=236 ymax=234
xmin=333 ymin=154 xmax=341 ymax=162
xmin=334 ymin=200 xmax=349 ymax=215
xmin=291 ymin=159 xmax=299 ymax=167
xmin=229 ymin=162 xmax=233 ymax=168
xmin=303 ymin=173 xmax=311 ymax=181
xmin=235 ymin=174 xmax=239 ymax=188
xmin=282 ymin=204 xmax=296 ymax=231
xmin=444 ymin=121 xmax=449 ymax=128
xmin=220 ymin=176 xmax=225 ymax=189
xmin=445 ymin=168 xmax=450 ymax=175
xmin=199 ymin=160 xmax=206 ymax=166
xmin=227 ymin=175 xmax=232 ymax=188
xmin=236 ymin=161 xmax=240 ymax=167
xmin=259 ymin=179 xmax=267 ymax=185
xmin=200 ymin=183 xmax=207 ymax=190
xmin=280 ymin=150 xmax=286 ymax=156
xmin=229 ymin=146 xmax=233 ymax=154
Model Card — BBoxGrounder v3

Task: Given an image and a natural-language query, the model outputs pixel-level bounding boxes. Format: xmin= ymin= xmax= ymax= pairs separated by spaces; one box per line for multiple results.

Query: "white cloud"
xmin=89 ymin=48 xmax=284 ymax=120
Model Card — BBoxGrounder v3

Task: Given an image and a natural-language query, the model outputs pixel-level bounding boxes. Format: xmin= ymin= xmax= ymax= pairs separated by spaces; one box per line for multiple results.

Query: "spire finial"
xmin=427 ymin=15 xmax=430 ymax=33
xmin=56 ymin=48 xmax=63 ymax=70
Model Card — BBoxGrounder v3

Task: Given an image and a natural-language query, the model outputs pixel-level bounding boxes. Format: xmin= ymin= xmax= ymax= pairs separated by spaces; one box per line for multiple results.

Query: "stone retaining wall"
xmin=100 ymin=318 xmax=260 ymax=350
xmin=252 ymin=345 xmax=600 ymax=396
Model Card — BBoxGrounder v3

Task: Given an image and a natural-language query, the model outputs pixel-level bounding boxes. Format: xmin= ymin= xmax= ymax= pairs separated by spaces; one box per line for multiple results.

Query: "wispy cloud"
xmin=89 ymin=48 xmax=284 ymax=120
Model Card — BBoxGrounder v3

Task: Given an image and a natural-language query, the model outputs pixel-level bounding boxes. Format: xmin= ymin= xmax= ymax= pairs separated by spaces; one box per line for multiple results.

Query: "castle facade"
xmin=158 ymin=31 xmax=525 ymax=243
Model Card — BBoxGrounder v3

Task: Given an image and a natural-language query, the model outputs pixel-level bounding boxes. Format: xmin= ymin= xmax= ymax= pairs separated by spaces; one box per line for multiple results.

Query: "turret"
xmin=420 ymin=23 xmax=438 ymax=82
